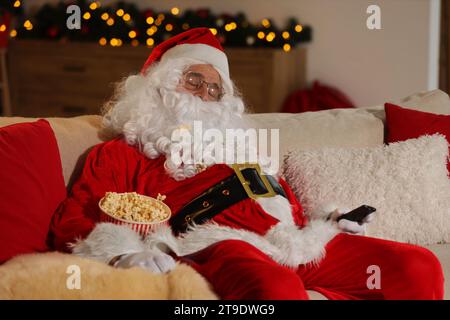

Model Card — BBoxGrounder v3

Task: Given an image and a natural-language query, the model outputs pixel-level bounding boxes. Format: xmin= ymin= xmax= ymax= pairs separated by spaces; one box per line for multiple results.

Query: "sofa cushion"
xmin=363 ymin=89 xmax=450 ymax=123
xmin=248 ymin=108 xmax=384 ymax=164
xmin=398 ymin=89 xmax=450 ymax=115
xmin=1 ymin=110 xmax=384 ymax=185
xmin=385 ymin=103 xmax=450 ymax=173
xmin=0 ymin=116 xmax=106 ymax=188
xmin=283 ymin=135 xmax=450 ymax=245
xmin=0 ymin=120 xmax=66 ymax=263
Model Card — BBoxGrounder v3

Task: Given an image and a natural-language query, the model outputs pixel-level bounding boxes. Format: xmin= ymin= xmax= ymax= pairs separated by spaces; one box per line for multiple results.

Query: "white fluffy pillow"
xmin=283 ymin=135 xmax=450 ymax=245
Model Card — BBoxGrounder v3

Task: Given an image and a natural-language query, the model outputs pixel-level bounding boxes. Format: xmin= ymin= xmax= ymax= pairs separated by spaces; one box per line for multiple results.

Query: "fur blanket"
xmin=0 ymin=252 xmax=218 ymax=299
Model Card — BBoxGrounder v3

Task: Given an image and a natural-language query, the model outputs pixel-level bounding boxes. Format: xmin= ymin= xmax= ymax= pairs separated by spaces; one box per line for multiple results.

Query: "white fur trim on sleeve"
xmin=70 ymin=223 xmax=146 ymax=263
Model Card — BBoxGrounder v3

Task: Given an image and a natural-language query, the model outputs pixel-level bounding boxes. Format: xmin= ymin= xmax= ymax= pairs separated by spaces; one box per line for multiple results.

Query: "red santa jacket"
xmin=49 ymin=137 xmax=308 ymax=252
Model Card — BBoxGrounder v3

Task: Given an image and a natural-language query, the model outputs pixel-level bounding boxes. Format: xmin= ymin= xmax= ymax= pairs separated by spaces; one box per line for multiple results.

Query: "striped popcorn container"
xmin=98 ymin=194 xmax=171 ymax=237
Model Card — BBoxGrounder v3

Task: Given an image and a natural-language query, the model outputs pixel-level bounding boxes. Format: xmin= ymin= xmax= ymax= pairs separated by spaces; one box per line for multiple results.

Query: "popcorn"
xmin=100 ymin=192 xmax=170 ymax=223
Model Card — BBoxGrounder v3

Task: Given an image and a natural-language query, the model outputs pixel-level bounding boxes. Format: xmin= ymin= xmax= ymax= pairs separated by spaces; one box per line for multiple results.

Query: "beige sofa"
xmin=0 ymin=90 xmax=448 ymax=299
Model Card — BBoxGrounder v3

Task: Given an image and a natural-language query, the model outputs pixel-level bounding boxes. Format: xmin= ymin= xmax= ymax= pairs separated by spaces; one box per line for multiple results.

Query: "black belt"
xmin=170 ymin=163 xmax=287 ymax=234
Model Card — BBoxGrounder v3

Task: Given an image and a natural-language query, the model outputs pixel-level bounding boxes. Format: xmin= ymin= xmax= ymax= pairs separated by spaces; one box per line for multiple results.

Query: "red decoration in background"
xmin=281 ymin=81 xmax=354 ymax=113
xmin=81 ymin=25 xmax=89 ymax=35
xmin=143 ymin=9 xmax=154 ymax=18
xmin=217 ymin=34 xmax=226 ymax=44
xmin=46 ymin=26 xmax=59 ymax=38
xmin=196 ymin=9 xmax=210 ymax=19
xmin=0 ymin=12 xmax=11 ymax=48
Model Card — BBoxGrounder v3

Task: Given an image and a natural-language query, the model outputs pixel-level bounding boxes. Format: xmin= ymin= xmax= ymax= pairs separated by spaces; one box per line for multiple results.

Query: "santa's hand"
xmin=111 ymin=249 xmax=176 ymax=274
xmin=328 ymin=208 xmax=375 ymax=235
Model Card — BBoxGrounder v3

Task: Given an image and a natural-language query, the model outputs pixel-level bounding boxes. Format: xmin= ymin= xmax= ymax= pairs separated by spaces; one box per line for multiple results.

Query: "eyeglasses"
xmin=182 ymin=71 xmax=223 ymax=101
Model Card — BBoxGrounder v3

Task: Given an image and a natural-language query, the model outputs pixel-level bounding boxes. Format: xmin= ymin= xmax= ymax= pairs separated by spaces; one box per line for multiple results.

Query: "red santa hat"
xmin=141 ymin=27 xmax=232 ymax=93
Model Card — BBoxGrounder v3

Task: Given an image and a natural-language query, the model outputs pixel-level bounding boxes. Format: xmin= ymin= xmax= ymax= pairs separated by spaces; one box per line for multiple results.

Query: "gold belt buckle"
xmin=231 ymin=163 xmax=276 ymax=200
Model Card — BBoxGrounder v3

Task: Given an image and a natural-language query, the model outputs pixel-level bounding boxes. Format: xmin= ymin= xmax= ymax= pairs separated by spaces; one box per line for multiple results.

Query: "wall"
xmin=25 ymin=0 xmax=437 ymax=107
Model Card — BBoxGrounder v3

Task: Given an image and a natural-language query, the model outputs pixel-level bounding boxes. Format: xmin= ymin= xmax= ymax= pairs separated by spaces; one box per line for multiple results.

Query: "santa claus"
xmin=49 ymin=28 xmax=444 ymax=300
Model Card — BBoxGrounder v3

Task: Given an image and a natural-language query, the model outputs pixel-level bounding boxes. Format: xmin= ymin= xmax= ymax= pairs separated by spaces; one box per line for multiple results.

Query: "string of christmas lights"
xmin=2 ymin=0 xmax=312 ymax=52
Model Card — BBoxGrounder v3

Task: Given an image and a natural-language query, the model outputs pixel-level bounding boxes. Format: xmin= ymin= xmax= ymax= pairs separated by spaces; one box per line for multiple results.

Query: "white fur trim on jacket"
xmin=71 ymin=201 xmax=340 ymax=267
xmin=264 ymin=220 xmax=339 ymax=266
xmin=70 ymin=223 xmax=146 ymax=263
xmin=255 ymin=195 xmax=295 ymax=224
xmin=144 ymin=219 xmax=340 ymax=268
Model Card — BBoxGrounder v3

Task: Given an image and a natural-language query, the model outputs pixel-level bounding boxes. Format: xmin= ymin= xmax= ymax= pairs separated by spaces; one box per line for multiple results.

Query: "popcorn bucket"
xmin=98 ymin=193 xmax=171 ymax=237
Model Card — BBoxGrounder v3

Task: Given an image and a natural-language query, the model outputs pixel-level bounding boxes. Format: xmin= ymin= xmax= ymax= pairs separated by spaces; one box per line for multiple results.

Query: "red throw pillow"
xmin=0 ymin=119 xmax=66 ymax=263
xmin=385 ymin=103 xmax=450 ymax=173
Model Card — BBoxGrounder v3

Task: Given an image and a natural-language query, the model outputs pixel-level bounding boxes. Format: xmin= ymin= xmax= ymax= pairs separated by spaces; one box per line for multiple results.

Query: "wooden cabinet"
xmin=227 ymin=48 xmax=306 ymax=113
xmin=8 ymin=40 xmax=306 ymax=117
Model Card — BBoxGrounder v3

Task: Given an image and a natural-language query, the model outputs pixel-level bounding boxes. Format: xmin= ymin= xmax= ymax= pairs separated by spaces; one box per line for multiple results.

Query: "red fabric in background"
xmin=0 ymin=120 xmax=66 ymax=263
xmin=281 ymin=81 xmax=355 ymax=113
xmin=385 ymin=103 xmax=450 ymax=173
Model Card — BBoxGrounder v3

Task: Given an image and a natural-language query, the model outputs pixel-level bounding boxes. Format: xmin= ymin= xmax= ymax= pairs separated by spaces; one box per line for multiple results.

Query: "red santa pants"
xmin=177 ymin=233 xmax=444 ymax=300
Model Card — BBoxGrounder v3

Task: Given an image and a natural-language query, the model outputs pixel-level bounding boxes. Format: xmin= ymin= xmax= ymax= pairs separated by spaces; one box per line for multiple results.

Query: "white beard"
xmin=103 ymin=57 xmax=254 ymax=180
xmin=159 ymin=87 xmax=243 ymax=132
xmin=150 ymin=89 xmax=249 ymax=180
xmin=115 ymin=86 xmax=247 ymax=181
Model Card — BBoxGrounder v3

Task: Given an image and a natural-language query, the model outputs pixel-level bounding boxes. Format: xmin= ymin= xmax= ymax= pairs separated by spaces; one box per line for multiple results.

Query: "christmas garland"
xmin=6 ymin=0 xmax=312 ymax=51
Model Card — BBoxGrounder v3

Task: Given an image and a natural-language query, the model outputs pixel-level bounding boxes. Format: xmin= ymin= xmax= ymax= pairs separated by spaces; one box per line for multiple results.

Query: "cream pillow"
xmin=399 ymin=89 xmax=450 ymax=115
xmin=247 ymin=109 xmax=384 ymax=163
xmin=283 ymin=135 xmax=450 ymax=245
xmin=363 ymin=89 xmax=450 ymax=123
